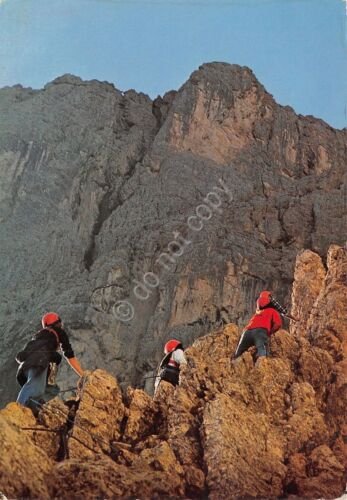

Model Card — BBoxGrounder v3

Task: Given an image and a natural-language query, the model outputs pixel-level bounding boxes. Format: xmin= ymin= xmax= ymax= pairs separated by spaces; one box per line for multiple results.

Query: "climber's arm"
xmin=66 ymin=356 xmax=84 ymax=377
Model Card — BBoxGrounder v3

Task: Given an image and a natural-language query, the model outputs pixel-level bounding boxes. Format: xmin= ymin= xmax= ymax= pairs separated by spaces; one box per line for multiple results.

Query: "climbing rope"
xmin=21 ymin=397 xmax=130 ymax=461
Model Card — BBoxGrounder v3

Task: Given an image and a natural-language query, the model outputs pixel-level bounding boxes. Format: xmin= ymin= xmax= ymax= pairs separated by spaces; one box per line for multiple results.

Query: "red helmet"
xmin=257 ymin=291 xmax=272 ymax=309
xmin=42 ymin=312 xmax=61 ymax=328
xmin=164 ymin=339 xmax=182 ymax=354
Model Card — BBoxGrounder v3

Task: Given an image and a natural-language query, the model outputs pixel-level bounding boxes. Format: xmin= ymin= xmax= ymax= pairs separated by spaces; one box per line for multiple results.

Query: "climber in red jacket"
xmin=233 ymin=291 xmax=287 ymax=360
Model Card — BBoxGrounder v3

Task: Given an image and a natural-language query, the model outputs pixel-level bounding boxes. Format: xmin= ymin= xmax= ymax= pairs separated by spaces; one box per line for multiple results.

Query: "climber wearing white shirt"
xmin=154 ymin=339 xmax=187 ymax=395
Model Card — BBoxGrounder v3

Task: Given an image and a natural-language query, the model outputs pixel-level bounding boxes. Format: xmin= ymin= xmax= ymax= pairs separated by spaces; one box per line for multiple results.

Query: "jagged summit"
xmin=0 ymin=245 xmax=346 ymax=498
xmin=43 ymin=73 xmax=118 ymax=93
xmin=190 ymin=61 xmax=266 ymax=91
xmin=47 ymin=74 xmax=84 ymax=85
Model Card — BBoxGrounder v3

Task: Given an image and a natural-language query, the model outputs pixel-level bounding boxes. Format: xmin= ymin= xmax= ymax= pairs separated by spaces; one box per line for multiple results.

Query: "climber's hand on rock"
xmin=77 ymin=377 xmax=84 ymax=391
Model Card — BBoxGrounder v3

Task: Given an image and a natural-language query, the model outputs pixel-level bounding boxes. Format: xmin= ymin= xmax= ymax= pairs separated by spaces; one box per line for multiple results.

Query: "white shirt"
xmin=171 ymin=348 xmax=187 ymax=365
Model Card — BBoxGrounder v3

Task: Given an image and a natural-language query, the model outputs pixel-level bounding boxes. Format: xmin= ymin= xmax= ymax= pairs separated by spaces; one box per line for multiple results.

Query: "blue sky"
xmin=0 ymin=0 xmax=346 ymax=129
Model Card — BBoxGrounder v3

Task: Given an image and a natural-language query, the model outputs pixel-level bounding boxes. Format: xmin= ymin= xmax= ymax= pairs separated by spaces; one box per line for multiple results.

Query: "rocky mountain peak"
xmin=46 ymin=74 xmax=84 ymax=86
xmin=189 ymin=62 xmax=263 ymax=92
xmin=150 ymin=62 xmax=272 ymax=166
xmin=0 ymin=63 xmax=346 ymax=409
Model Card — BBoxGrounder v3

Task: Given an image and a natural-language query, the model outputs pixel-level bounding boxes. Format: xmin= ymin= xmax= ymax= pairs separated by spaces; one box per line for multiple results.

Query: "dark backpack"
xmin=157 ymin=350 xmax=181 ymax=387
xmin=16 ymin=328 xmax=60 ymax=368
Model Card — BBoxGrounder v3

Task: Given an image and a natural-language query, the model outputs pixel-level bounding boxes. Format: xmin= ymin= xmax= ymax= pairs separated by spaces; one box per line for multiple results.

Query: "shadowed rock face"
xmin=0 ymin=245 xmax=345 ymax=499
xmin=0 ymin=63 xmax=346 ymax=405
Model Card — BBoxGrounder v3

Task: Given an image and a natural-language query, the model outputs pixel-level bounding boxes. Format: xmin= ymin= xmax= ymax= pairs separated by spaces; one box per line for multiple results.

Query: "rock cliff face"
xmin=0 ymin=245 xmax=346 ymax=499
xmin=0 ymin=63 xmax=346 ymax=405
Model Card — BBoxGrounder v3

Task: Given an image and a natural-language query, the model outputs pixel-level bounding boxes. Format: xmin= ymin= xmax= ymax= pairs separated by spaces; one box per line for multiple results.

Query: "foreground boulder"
xmin=0 ymin=405 xmax=53 ymax=499
xmin=0 ymin=245 xmax=346 ymax=498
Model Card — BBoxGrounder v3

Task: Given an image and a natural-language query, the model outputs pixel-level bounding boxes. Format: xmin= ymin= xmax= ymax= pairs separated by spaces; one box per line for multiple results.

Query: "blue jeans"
xmin=234 ymin=328 xmax=269 ymax=358
xmin=16 ymin=366 xmax=48 ymax=406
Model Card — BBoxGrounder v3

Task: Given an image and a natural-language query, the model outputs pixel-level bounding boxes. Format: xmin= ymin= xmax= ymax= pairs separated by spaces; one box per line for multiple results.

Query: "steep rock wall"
xmin=0 ymin=64 xmax=346 ymax=405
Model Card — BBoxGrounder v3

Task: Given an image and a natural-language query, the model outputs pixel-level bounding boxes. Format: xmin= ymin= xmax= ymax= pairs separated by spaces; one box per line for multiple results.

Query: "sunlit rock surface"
xmin=0 ymin=245 xmax=345 ymax=498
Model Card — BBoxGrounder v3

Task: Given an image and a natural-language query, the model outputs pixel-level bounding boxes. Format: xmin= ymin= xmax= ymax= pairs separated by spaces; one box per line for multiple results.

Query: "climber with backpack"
xmin=233 ymin=291 xmax=295 ymax=362
xmin=16 ymin=312 xmax=84 ymax=409
xmin=154 ymin=339 xmax=187 ymax=397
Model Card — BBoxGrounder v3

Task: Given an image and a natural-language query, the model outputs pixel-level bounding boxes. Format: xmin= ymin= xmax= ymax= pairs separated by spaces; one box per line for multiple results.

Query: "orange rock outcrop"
xmin=0 ymin=245 xmax=346 ymax=499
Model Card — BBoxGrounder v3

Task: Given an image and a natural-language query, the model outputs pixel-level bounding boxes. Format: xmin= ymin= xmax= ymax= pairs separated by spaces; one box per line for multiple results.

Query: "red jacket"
xmin=245 ymin=307 xmax=282 ymax=336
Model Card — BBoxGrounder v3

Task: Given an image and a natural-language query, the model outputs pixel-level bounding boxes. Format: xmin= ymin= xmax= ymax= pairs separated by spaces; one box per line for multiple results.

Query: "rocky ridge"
xmin=0 ymin=63 xmax=346 ymax=405
xmin=0 ymin=245 xmax=346 ymax=499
